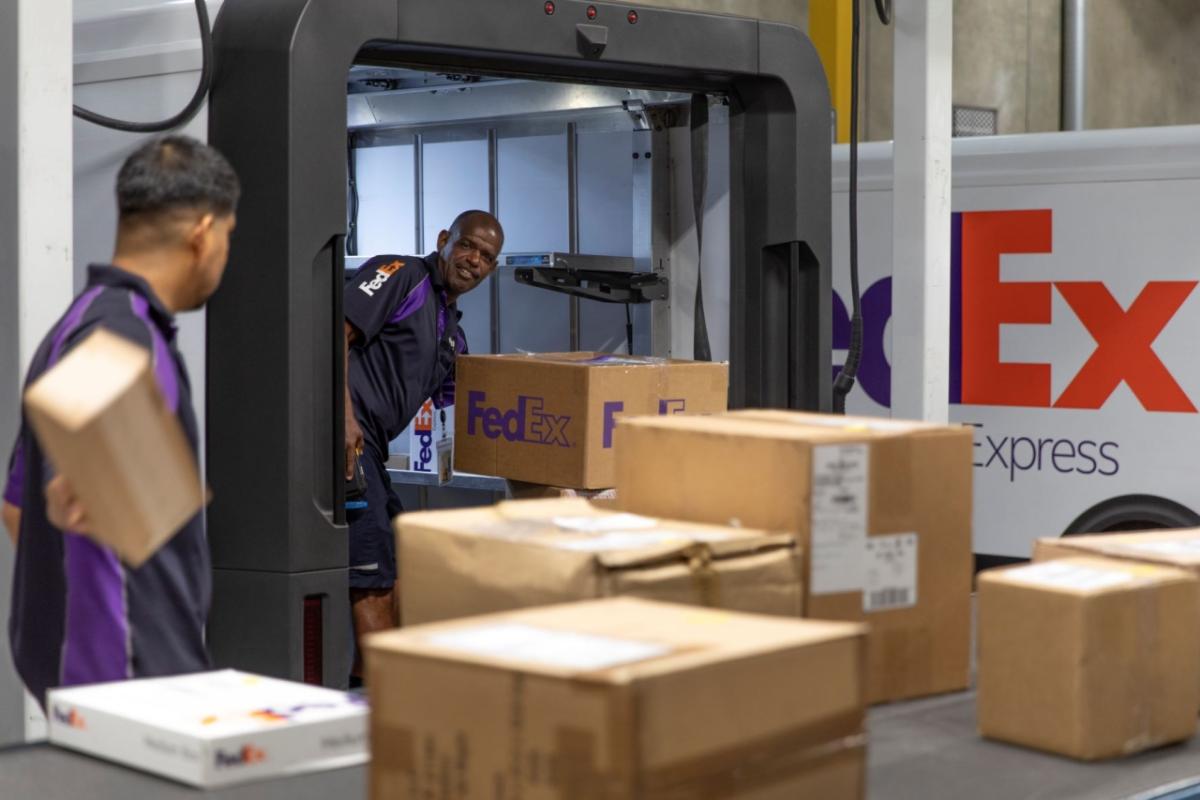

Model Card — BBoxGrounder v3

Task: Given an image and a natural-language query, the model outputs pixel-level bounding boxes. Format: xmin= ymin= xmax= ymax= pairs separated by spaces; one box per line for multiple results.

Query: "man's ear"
xmin=187 ymin=213 xmax=216 ymax=255
xmin=436 ymin=229 xmax=450 ymax=253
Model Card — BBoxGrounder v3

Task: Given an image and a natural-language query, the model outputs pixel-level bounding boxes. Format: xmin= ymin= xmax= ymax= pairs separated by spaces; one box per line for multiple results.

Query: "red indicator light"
xmin=627 ymin=9 xmax=638 ymax=23
xmin=586 ymin=5 xmax=598 ymax=19
xmin=544 ymin=1 xmax=556 ymax=14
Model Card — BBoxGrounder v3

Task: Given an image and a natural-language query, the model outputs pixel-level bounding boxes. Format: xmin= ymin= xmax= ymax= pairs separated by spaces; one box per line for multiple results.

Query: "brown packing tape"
xmin=640 ymin=710 xmax=865 ymax=798
xmin=687 ymin=547 xmax=722 ymax=609
xmin=1126 ymin=584 xmax=1157 ymax=756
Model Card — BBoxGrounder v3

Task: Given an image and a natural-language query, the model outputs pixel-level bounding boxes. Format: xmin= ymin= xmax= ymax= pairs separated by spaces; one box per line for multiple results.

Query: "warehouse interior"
xmin=2 ymin=1 xmax=1200 ymax=798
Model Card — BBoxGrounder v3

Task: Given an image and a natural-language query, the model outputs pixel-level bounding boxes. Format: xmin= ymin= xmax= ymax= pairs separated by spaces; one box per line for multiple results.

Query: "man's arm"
xmin=344 ymin=321 xmax=365 ymax=480
xmin=2 ymin=502 xmax=18 ymax=546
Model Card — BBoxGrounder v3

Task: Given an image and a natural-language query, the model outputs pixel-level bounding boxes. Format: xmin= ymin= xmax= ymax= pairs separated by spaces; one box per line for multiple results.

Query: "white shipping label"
xmin=864 ymin=533 xmax=918 ymax=612
xmin=552 ymin=513 xmax=658 ymax=533
xmin=547 ymin=528 xmax=733 ymax=553
xmin=810 ymin=444 xmax=869 ymax=594
xmin=1003 ymin=561 xmax=1136 ymax=592
xmin=1120 ymin=538 xmax=1200 ymax=557
xmin=424 ymin=623 xmax=671 ymax=671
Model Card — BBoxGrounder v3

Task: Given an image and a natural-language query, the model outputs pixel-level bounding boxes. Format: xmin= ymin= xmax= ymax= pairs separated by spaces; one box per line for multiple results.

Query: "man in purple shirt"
xmin=342 ymin=210 xmax=503 ymax=684
xmin=4 ymin=136 xmax=238 ymax=706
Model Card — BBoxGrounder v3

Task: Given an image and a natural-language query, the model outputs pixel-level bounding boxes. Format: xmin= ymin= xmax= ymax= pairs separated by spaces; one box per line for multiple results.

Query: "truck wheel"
xmin=1064 ymin=494 xmax=1200 ymax=536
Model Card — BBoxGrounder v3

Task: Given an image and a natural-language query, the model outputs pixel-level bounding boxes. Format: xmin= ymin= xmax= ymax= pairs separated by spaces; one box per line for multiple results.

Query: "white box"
xmin=47 ymin=670 xmax=368 ymax=787
xmin=389 ymin=398 xmax=454 ymax=480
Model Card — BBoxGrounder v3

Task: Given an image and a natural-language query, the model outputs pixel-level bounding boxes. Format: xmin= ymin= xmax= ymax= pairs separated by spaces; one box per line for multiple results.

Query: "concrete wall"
xmin=862 ymin=0 xmax=1062 ymax=141
xmin=1085 ymin=0 xmax=1200 ymax=129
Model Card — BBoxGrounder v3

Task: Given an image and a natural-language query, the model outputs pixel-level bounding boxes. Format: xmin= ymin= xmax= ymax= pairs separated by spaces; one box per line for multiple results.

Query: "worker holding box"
xmin=3 ymin=136 xmax=239 ymax=707
xmin=342 ymin=210 xmax=503 ymax=686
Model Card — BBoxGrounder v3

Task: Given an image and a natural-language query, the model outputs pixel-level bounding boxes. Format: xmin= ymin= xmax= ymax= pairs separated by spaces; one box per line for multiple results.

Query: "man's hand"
xmin=345 ymin=411 xmax=364 ymax=480
xmin=45 ymin=475 xmax=92 ymax=534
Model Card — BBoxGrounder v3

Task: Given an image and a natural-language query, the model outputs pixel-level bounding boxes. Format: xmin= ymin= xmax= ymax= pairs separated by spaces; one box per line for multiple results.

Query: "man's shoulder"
xmin=347 ymin=254 xmax=430 ymax=301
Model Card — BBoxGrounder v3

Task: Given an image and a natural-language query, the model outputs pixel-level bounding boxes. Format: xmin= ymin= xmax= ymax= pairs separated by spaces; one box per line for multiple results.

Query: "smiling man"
xmin=342 ymin=209 xmax=503 ymax=684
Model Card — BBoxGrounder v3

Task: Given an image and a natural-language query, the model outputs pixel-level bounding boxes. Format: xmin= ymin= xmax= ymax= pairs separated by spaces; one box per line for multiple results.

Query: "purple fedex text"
xmin=466 ymin=391 xmax=571 ymax=447
xmin=603 ymin=398 xmax=687 ymax=448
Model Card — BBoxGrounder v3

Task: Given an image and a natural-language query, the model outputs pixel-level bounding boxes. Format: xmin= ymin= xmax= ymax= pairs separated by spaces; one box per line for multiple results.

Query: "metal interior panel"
xmin=352 ymin=142 xmax=416 ymax=257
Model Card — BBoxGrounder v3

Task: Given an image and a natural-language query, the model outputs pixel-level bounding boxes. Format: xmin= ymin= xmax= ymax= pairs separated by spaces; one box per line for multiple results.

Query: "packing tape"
xmin=1127 ymin=585 xmax=1158 ymax=755
xmin=687 ymin=547 xmax=722 ymax=608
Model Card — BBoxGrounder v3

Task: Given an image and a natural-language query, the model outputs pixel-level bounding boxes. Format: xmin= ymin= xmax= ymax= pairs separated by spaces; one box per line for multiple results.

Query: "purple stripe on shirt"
xmin=60 ymin=533 xmax=129 ymax=686
xmin=48 ymin=286 xmax=106 ymax=366
xmin=388 ymin=277 xmax=432 ymax=326
xmin=130 ymin=294 xmax=179 ymax=413
xmin=3 ymin=438 xmax=23 ymax=507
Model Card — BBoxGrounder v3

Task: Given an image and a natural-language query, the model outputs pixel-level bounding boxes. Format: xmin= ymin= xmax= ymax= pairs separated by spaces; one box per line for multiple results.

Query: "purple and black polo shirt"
xmin=5 ymin=264 xmax=211 ymax=707
xmin=344 ymin=253 xmax=466 ymax=460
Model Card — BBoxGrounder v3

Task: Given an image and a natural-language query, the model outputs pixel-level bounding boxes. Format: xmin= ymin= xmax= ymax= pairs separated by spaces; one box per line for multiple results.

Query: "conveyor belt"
xmin=5 ymin=690 xmax=1200 ymax=799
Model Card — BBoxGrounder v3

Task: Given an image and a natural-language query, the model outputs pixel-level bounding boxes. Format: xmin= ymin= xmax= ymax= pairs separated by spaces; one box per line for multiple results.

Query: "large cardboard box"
xmin=977 ymin=557 xmax=1199 ymax=759
xmin=23 ymin=328 xmax=204 ymax=566
xmin=398 ymin=497 xmax=802 ymax=625
xmin=1033 ymin=529 xmax=1200 ymax=574
xmin=366 ymin=598 xmax=867 ymax=799
xmin=47 ymin=670 xmax=368 ymax=787
xmin=455 ymin=353 xmax=728 ymax=488
xmin=615 ymin=410 xmax=973 ymax=704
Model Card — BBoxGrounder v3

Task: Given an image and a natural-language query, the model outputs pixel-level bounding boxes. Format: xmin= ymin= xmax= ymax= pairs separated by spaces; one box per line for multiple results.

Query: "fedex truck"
xmin=833 ymin=125 xmax=1200 ymax=562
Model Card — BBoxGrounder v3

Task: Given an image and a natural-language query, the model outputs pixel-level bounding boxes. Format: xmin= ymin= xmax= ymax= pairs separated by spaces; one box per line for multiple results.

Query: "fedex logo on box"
xmin=214 ymin=744 xmax=267 ymax=769
xmin=411 ymin=400 xmax=436 ymax=473
xmin=603 ymin=398 xmax=688 ymax=448
xmin=466 ymin=391 xmax=571 ymax=447
xmin=834 ymin=209 xmax=1197 ymax=413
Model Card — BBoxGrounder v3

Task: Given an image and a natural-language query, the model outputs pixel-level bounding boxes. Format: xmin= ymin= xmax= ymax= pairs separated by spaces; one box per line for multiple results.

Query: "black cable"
xmin=72 ymin=0 xmax=212 ymax=133
xmin=833 ymin=0 xmax=876 ymax=413
xmin=347 ymin=134 xmax=360 ymax=256
xmin=625 ymin=303 xmax=634 ymax=355
xmin=874 ymin=0 xmax=892 ymax=25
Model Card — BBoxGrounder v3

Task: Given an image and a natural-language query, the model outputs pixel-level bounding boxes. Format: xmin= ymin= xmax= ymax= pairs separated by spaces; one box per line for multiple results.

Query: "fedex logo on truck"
xmin=834 ymin=209 xmax=1197 ymax=413
xmin=602 ymin=398 xmax=688 ymax=448
xmin=411 ymin=400 xmax=436 ymax=473
xmin=466 ymin=391 xmax=571 ymax=447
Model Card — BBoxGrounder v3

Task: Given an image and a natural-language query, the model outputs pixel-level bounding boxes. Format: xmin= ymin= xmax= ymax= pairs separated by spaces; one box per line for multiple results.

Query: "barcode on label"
xmin=867 ymin=587 xmax=912 ymax=611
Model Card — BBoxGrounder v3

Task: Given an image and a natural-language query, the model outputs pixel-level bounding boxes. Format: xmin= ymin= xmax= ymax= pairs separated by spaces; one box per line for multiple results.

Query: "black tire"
xmin=1063 ymin=494 xmax=1200 ymax=536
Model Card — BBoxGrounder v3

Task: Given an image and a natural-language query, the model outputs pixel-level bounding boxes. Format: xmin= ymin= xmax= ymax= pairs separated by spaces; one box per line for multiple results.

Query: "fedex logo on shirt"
xmin=602 ymin=398 xmax=688 ymax=448
xmin=466 ymin=391 xmax=571 ymax=447
xmin=411 ymin=400 xmax=436 ymax=473
xmin=357 ymin=259 xmax=403 ymax=298
xmin=834 ymin=209 xmax=1198 ymax=413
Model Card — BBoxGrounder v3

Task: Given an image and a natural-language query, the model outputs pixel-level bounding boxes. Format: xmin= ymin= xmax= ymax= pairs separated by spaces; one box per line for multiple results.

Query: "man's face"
xmin=187 ymin=212 xmax=236 ymax=310
xmin=437 ymin=221 xmax=502 ymax=298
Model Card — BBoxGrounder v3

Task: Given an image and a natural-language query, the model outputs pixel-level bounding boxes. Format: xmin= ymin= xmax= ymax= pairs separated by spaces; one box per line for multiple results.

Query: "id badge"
xmin=436 ymin=406 xmax=454 ymax=486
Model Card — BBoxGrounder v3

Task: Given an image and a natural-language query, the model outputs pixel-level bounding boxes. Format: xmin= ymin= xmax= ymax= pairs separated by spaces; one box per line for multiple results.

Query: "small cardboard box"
xmin=454 ymin=353 xmax=728 ymax=488
xmin=47 ymin=670 xmax=368 ymax=787
xmin=397 ymin=497 xmax=802 ymax=625
xmin=615 ymin=410 xmax=973 ymax=704
xmin=23 ymin=328 xmax=204 ymax=566
xmin=366 ymin=598 xmax=867 ymax=799
xmin=977 ymin=557 xmax=1199 ymax=760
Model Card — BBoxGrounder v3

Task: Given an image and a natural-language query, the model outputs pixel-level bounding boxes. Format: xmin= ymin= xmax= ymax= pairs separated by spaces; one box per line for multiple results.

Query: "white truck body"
xmin=833 ymin=126 xmax=1200 ymax=558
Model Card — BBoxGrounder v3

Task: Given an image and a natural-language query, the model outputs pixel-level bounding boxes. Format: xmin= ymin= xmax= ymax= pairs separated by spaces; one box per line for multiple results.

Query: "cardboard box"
xmin=615 ymin=410 xmax=974 ymax=704
xmin=23 ymin=328 xmax=204 ymax=566
xmin=455 ymin=353 xmax=728 ymax=488
xmin=1033 ymin=529 xmax=1200 ymax=574
xmin=506 ymin=481 xmax=617 ymax=501
xmin=366 ymin=598 xmax=867 ymax=799
xmin=977 ymin=557 xmax=1199 ymax=759
xmin=47 ymin=670 xmax=368 ymax=787
xmin=398 ymin=497 xmax=802 ymax=625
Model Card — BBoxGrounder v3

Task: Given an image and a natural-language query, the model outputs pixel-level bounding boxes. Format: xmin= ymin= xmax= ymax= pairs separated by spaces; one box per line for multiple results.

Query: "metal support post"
xmin=890 ymin=0 xmax=952 ymax=422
